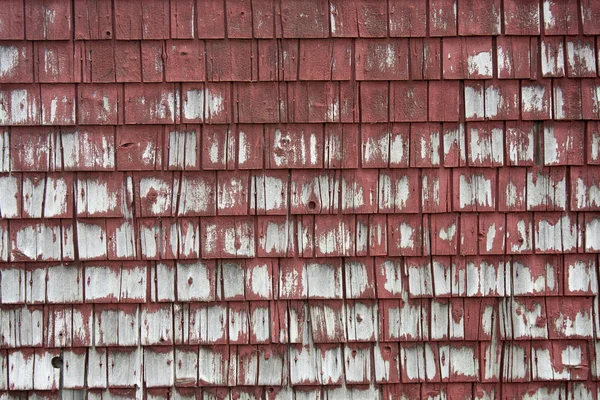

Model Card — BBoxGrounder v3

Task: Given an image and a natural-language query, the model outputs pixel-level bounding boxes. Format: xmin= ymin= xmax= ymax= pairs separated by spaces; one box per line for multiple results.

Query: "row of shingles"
xmin=0 ymin=342 xmax=549 ymax=388
xmin=0 ymin=211 xmax=599 ymax=260
xmin=0 ymin=340 xmax=488 ymax=393
xmin=382 ymin=382 xmax=597 ymax=400
xmin=0 ymin=383 xmax=597 ymax=400
xmin=0 ymin=121 xmax=598 ymax=181
xmin=1 ymin=79 xmax=600 ymax=126
xmin=0 ymin=297 xmax=593 ymax=349
xmin=2 ymin=252 xmax=599 ymax=303
xmin=35 ymin=382 xmax=600 ymax=400
xmin=2 ymin=0 xmax=599 ymax=41
xmin=0 ymin=166 xmax=598 ymax=216
xmin=0 ymin=295 xmax=594 ymax=350
xmin=1 ymin=212 xmax=599 ymax=262
xmin=1 ymin=36 xmax=599 ymax=84
xmin=4 ymin=122 xmax=600 ymax=172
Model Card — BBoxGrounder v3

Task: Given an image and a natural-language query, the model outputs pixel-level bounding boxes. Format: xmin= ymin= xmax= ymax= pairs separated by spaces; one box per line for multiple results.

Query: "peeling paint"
xmin=0 ymin=46 xmax=19 ymax=77
xmin=0 ymin=6 xmax=597 ymax=396
xmin=469 ymin=126 xmax=503 ymax=165
xmin=527 ymin=170 xmax=567 ymax=210
xmin=0 ymin=174 xmax=19 ymax=218
xmin=541 ymin=39 xmax=565 ymax=76
xmin=553 ymin=310 xmax=592 ymax=338
xmin=464 ymin=84 xmax=484 ymax=119
xmin=536 ymin=214 xmax=578 ymax=252
xmin=567 ymin=39 xmax=597 ymax=75
xmin=183 ymin=88 xmax=223 ymax=121
xmin=575 ymin=177 xmax=600 ymax=209
xmin=459 ymin=173 xmax=494 ymax=209
xmin=0 ymin=89 xmax=38 ymax=125
xmin=467 ymin=51 xmax=493 ymax=77
xmin=522 ymin=85 xmax=548 ymax=114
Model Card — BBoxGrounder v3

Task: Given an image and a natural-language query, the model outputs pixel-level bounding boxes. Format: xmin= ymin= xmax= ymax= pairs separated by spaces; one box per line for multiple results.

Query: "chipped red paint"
xmin=0 ymin=1 xmax=600 ymax=398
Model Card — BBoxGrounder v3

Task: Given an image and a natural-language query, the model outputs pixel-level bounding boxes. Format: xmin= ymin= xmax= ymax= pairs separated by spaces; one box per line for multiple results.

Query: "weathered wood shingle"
xmin=0 ymin=1 xmax=599 ymax=397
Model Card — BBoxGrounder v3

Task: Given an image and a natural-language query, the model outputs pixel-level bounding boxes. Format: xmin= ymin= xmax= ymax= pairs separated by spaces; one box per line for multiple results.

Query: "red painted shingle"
xmin=0 ymin=1 xmax=598 ymax=397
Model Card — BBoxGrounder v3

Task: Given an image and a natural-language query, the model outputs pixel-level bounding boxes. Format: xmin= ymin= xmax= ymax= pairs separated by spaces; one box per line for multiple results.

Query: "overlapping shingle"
xmin=0 ymin=1 xmax=600 ymax=398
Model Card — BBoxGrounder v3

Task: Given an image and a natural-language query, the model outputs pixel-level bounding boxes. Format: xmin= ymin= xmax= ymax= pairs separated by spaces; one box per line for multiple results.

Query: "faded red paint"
xmin=0 ymin=0 xmax=599 ymax=398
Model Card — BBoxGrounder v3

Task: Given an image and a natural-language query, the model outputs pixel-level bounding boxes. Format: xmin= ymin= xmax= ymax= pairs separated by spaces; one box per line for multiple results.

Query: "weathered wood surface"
xmin=1 ymin=0 xmax=600 ymax=398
